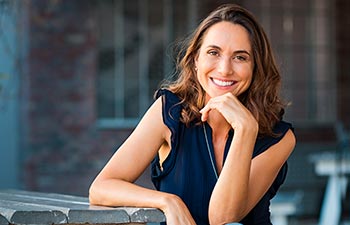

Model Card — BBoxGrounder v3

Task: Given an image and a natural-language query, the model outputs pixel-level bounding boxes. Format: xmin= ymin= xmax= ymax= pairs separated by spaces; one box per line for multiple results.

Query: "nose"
xmin=218 ymin=56 xmax=233 ymax=76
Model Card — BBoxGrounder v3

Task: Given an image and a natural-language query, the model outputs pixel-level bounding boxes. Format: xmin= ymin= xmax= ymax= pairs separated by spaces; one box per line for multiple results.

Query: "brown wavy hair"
xmin=159 ymin=4 xmax=285 ymax=137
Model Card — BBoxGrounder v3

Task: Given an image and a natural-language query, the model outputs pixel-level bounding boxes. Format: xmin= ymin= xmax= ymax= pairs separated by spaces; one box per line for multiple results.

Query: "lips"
xmin=211 ymin=78 xmax=236 ymax=87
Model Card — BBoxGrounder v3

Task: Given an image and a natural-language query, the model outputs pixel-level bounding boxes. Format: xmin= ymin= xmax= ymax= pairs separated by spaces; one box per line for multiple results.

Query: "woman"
xmin=89 ymin=4 xmax=296 ymax=225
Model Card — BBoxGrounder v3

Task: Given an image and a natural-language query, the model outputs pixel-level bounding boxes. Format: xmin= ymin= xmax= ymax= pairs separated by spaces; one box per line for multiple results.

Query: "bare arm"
xmin=209 ymin=129 xmax=295 ymax=224
xmin=89 ymin=97 xmax=196 ymax=225
xmin=200 ymin=93 xmax=296 ymax=224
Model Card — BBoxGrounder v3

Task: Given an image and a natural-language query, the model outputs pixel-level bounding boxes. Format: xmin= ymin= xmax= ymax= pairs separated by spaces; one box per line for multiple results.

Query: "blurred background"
xmin=0 ymin=0 xmax=349 ymax=224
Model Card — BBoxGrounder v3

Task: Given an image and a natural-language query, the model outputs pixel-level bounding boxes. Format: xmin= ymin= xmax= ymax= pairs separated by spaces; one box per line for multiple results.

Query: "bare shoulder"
xmin=136 ymin=96 xmax=170 ymax=143
xmin=253 ymin=129 xmax=296 ymax=167
xmin=279 ymin=129 xmax=296 ymax=153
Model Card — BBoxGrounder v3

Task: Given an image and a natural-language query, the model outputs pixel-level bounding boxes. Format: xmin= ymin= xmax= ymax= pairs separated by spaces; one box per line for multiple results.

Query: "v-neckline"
xmin=203 ymin=122 xmax=234 ymax=178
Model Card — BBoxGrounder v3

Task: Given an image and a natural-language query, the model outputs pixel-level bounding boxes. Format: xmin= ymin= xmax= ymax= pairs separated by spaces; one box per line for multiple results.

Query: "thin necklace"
xmin=203 ymin=123 xmax=219 ymax=180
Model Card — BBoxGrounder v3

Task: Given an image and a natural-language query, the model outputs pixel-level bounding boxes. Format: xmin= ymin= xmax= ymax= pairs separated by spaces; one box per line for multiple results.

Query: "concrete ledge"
xmin=0 ymin=189 xmax=166 ymax=225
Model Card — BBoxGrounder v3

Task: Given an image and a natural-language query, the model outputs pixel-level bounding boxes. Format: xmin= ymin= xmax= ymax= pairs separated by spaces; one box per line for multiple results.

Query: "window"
xmin=245 ymin=0 xmax=336 ymax=126
xmin=95 ymin=0 xmax=199 ymax=128
xmin=96 ymin=0 xmax=335 ymax=128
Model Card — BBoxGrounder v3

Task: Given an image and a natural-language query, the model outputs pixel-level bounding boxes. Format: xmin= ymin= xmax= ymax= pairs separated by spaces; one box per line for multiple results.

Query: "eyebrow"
xmin=206 ymin=45 xmax=251 ymax=56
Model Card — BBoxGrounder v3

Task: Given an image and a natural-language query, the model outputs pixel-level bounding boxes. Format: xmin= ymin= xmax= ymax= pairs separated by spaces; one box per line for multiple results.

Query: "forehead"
xmin=201 ymin=21 xmax=252 ymax=51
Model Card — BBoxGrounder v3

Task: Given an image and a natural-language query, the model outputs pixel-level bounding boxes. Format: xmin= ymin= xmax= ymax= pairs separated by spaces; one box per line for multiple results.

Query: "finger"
xmin=199 ymin=104 xmax=209 ymax=121
xmin=200 ymin=108 xmax=209 ymax=122
xmin=200 ymin=102 xmax=215 ymax=121
xmin=202 ymin=100 xmax=235 ymax=125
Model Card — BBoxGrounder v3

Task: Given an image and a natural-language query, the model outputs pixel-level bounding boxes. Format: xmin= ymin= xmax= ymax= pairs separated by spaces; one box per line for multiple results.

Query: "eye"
xmin=233 ymin=55 xmax=247 ymax=61
xmin=207 ymin=50 xmax=219 ymax=56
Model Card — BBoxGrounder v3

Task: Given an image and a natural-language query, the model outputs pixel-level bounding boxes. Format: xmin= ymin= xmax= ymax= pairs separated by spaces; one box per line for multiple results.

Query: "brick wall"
xmin=22 ymin=0 xmax=136 ymax=196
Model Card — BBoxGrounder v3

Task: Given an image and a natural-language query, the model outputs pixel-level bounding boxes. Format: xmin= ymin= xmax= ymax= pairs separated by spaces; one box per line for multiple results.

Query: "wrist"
xmin=158 ymin=192 xmax=179 ymax=213
xmin=234 ymin=121 xmax=258 ymax=136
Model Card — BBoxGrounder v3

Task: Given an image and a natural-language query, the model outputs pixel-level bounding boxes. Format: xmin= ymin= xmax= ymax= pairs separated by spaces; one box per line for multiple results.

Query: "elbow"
xmin=88 ymin=182 xmax=98 ymax=205
xmin=89 ymin=177 xmax=124 ymax=206
xmin=89 ymin=180 xmax=104 ymax=205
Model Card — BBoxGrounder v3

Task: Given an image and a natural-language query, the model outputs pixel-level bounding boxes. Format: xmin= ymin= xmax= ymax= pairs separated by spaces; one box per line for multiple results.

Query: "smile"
xmin=211 ymin=78 xmax=236 ymax=87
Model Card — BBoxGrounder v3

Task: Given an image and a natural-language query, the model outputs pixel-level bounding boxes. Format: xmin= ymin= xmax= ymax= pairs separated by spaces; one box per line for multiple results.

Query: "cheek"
xmin=196 ymin=57 xmax=213 ymax=81
xmin=246 ymin=74 xmax=253 ymax=87
xmin=237 ymin=65 xmax=253 ymax=79
xmin=239 ymin=67 xmax=254 ymax=88
xmin=245 ymin=77 xmax=253 ymax=90
xmin=196 ymin=70 xmax=207 ymax=87
xmin=197 ymin=53 xmax=216 ymax=70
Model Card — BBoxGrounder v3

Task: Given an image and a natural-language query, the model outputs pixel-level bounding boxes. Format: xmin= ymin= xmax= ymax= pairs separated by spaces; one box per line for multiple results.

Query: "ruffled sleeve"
xmin=155 ymin=89 xmax=182 ymax=133
xmin=151 ymin=89 xmax=182 ymax=189
xmin=253 ymin=121 xmax=293 ymax=158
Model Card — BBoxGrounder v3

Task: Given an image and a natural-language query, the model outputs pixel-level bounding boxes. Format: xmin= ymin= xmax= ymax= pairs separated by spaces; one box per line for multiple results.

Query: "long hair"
xmin=160 ymin=4 xmax=285 ymax=137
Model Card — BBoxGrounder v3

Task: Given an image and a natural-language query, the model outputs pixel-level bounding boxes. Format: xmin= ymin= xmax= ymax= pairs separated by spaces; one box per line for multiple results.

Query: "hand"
xmin=200 ymin=92 xmax=258 ymax=131
xmin=161 ymin=194 xmax=197 ymax=225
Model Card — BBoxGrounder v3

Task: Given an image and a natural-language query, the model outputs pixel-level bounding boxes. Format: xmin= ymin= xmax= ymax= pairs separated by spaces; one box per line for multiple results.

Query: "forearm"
xmin=208 ymin=128 xmax=257 ymax=224
xmin=89 ymin=178 xmax=170 ymax=211
xmin=89 ymin=178 xmax=196 ymax=224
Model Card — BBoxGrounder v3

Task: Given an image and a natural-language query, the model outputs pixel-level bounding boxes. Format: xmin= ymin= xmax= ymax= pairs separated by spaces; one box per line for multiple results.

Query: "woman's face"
xmin=195 ymin=21 xmax=254 ymax=102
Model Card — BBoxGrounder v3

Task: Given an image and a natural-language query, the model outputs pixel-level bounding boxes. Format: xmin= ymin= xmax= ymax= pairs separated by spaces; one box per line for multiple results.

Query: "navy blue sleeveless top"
xmin=151 ymin=89 xmax=293 ymax=225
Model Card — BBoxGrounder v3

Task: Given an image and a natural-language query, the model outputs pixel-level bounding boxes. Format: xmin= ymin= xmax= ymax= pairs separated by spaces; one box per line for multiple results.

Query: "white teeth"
xmin=212 ymin=78 xmax=235 ymax=87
